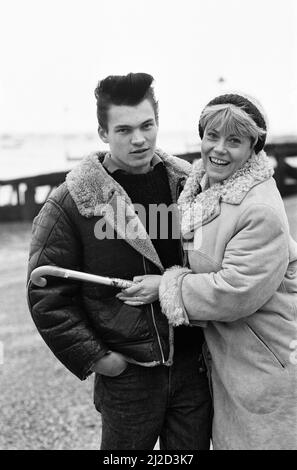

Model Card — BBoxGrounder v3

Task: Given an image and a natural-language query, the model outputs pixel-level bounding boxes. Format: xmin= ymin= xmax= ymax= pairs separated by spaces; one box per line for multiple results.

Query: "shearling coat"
xmin=27 ymin=149 xmax=191 ymax=380
xmin=159 ymin=151 xmax=297 ymax=450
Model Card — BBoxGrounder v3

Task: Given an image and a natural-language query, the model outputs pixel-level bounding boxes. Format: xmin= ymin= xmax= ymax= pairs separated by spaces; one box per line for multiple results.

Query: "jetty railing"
xmin=0 ymin=142 xmax=296 ymax=222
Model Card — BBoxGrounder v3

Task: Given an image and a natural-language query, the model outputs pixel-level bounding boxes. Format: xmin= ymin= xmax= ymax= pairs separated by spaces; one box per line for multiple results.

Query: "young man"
xmin=27 ymin=73 xmax=212 ymax=450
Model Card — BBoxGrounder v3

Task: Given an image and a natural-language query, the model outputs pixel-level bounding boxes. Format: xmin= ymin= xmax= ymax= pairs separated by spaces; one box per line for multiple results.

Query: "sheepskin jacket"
xmin=27 ymin=148 xmax=191 ymax=380
xmin=159 ymin=151 xmax=297 ymax=449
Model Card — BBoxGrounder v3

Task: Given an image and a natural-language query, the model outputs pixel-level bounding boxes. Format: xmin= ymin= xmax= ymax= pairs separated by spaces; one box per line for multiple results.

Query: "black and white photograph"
xmin=0 ymin=0 xmax=296 ymax=453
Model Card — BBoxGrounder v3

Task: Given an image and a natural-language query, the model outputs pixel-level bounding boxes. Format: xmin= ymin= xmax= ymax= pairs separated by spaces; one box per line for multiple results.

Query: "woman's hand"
xmin=116 ymin=275 xmax=162 ymax=306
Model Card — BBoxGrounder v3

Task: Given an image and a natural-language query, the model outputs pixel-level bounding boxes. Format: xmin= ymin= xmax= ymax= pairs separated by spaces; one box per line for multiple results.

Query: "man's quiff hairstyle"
xmin=94 ymin=72 xmax=159 ymax=131
xmin=199 ymin=104 xmax=266 ymax=150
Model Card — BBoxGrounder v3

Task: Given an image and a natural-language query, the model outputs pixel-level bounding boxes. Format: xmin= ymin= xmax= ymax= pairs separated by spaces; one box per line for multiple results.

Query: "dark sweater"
xmin=110 ymin=162 xmax=204 ymax=353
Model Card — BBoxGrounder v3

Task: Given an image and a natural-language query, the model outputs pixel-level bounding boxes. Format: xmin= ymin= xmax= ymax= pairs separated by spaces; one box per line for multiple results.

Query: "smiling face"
xmin=98 ymin=99 xmax=158 ymax=174
xmin=201 ymin=126 xmax=253 ymax=186
xmin=199 ymin=104 xmax=259 ymax=186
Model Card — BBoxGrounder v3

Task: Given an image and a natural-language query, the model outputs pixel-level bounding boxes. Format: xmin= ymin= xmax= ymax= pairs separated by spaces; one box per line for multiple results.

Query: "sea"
xmin=1 ymin=132 xmax=297 ymax=206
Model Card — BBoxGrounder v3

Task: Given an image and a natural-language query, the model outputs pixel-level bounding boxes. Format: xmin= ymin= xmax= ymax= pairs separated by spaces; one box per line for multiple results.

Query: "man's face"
xmin=99 ymin=99 xmax=158 ymax=174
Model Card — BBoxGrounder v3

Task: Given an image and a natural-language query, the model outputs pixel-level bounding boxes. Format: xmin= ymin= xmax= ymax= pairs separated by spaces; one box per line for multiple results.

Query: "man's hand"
xmin=116 ymin=274 xmax=161 ymax=306
xmin=91 ymin=351 xmax=128 ymax=376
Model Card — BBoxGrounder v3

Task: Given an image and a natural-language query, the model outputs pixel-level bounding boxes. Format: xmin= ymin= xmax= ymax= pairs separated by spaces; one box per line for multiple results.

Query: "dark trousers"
xmin=93 ymin=349 xmax=212 ymax=450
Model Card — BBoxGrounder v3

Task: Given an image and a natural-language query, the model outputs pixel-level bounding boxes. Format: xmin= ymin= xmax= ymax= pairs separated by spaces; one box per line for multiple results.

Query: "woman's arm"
xmin=160 ymin=204 xmax=289 ymax=325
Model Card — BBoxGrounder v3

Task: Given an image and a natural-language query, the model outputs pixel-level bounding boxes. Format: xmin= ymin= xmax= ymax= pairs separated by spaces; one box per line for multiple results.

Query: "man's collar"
xmin=102 ymin=152 xmax=162 ymax=174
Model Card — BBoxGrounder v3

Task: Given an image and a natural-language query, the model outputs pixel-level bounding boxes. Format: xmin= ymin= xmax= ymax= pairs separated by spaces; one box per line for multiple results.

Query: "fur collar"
xmin=66 ymin=148 xmax=190 ymax=217
xmin=178 ymin=150 xmax=274 ymax=239
xmin=66 ymin=148 xmax=191 ymax=270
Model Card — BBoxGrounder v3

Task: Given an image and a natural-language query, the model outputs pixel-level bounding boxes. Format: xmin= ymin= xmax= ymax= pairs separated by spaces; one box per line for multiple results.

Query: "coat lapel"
xmin=178 ymin=150 xmax=274 ymax=239
xmin=97 ymin=191 xmax=164 ymax=271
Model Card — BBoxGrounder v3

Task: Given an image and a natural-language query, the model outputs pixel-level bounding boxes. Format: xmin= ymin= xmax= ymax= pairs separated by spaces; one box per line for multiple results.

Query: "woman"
xmin=118 ymin=94 xmax=297 ymax=450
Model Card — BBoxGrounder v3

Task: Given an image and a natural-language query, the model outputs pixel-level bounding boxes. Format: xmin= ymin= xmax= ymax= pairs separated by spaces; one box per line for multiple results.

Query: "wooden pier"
xmin=0 ymin=171 xmax=67 ymax=221
xmin=0 ymin=142 xmax=297 ymax=222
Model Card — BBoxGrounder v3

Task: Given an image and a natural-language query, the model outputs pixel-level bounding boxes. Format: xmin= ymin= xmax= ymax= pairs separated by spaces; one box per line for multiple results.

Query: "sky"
xmin=0 ymin=0 xmax=297 ymax=137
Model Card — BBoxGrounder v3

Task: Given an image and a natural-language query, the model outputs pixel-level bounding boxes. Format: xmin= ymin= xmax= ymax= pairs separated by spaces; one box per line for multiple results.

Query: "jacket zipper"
xmin=142 ymin=256 xmax=165 ymax=363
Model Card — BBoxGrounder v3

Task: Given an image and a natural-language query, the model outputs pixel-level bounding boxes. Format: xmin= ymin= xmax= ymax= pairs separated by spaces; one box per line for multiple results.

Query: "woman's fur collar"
xmin=178 ymin=150 xmax=274 ymax=239
xmin=66 ymin=148 xmax=190 ymax=218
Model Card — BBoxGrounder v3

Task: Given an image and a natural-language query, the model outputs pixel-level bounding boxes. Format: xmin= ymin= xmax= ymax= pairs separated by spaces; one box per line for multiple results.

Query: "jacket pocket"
xmin=245 ymin=323 xmax=285 ymax=369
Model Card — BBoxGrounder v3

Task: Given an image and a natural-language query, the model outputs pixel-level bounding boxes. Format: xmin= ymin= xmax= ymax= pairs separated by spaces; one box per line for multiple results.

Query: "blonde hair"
xmin=199 ymin=104 xmax=266 ymax=148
